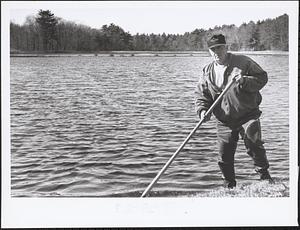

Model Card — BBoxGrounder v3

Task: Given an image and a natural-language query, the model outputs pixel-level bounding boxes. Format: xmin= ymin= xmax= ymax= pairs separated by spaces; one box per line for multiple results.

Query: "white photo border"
xmin=1 ymin=1 xmax=298 ymax=227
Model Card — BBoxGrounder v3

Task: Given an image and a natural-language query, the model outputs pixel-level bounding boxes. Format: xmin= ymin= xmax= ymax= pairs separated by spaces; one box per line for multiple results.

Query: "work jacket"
xmin=194 ymin=53 xmax=268 ymax=128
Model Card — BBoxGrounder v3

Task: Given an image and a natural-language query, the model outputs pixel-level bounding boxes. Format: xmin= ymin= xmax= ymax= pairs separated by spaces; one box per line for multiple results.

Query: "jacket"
xmin=194 ymin=53 xmax=268 ymax=128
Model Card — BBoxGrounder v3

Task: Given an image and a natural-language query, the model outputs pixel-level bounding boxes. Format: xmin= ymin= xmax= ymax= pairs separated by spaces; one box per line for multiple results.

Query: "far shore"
xmin=10 ymin=50 xmax=289 ymax=57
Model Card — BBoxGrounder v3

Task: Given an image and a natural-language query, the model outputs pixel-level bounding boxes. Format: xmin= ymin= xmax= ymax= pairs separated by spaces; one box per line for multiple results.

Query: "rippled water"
xmin=10 ymin=53 xmax=289 ymax=197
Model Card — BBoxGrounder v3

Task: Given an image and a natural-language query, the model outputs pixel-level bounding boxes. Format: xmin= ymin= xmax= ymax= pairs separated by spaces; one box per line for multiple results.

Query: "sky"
xmin=6 ymin=1 xmax=295 ymax=35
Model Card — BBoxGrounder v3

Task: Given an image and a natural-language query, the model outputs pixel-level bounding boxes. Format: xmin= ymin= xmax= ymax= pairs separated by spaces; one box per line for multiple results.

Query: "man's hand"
xmin=200 ymin=110 xmax=211 ymax=122
xmin=234 ymin=74 xmax=245 ymax=86
xmin=231 ymin=68 xmax=245 ymax=87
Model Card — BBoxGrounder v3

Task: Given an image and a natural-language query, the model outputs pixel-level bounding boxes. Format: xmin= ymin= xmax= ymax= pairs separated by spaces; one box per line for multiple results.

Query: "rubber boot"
xmin=218 ymin=161 xmax=236 ymax=188
xmin=255 ymin=168 xmax=275 ymax=184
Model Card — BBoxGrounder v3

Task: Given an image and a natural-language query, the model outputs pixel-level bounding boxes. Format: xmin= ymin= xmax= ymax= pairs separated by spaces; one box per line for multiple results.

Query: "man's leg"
xmin=241 ymin=119 xmax=273 ymax=182
xmin=217 ymin=122 xmax=239 ymax=188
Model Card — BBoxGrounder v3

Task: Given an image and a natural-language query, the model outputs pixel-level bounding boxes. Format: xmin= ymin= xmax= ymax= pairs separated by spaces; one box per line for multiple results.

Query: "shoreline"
xmin=10 ymin=50 xmax=289 ymax=57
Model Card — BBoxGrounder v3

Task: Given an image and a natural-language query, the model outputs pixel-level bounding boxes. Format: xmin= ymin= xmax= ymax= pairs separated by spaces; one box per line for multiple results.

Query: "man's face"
xmin=208 ymin=45 xmax=228 ymax=64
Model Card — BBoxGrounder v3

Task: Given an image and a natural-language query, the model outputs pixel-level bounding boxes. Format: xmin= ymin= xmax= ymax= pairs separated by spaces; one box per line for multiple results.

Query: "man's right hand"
xmin=200 ymin=110 xmax=211 ymax=122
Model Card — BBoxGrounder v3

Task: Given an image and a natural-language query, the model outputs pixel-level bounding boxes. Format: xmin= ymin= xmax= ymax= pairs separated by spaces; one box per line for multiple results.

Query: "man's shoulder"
xmin=229 ymin=52 xmax=254 ymax=66
xmin=230 ymin=53 xmax=252 ymax=62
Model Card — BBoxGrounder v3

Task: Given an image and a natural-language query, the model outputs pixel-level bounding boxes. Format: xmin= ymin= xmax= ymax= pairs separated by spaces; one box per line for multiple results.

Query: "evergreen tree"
xmin=36 ymin=10 xmax=58 ymax=51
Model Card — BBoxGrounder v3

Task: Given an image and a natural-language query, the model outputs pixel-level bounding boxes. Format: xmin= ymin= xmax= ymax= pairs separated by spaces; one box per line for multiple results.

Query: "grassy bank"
xmin=193 ymin=180 xmax=289 ymax=197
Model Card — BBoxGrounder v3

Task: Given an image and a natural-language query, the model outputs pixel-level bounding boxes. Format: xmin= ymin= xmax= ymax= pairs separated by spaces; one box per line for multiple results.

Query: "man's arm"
xmin=239 ymin=58 xmax=268 ymax=92
xmin=194 ymin=71 xmax=213 ymax=119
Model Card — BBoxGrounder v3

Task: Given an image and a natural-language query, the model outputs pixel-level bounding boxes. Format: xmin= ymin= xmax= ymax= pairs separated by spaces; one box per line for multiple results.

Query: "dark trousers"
xmin=217 ymin=119 xmax=269 ymax=184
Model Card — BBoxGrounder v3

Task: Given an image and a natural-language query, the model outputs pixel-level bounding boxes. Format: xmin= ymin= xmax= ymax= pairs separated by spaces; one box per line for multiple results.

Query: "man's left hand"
xmin=235 ymin=74 xmax=245 ymax=86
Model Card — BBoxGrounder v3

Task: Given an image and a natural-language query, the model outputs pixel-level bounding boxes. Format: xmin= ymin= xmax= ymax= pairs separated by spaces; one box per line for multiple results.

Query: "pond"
xmin=10 ymin=53 xmax=289 ymax=197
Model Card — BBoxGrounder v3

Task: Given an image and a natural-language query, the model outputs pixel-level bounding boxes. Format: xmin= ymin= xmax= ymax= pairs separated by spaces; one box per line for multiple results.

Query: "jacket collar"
xmin=213 ymin=52 xmax=232 ymax=66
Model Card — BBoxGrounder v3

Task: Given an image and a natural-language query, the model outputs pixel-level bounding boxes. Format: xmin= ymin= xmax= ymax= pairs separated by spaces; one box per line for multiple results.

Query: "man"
xmin=195 ymin=34 xmax=273 ymax=188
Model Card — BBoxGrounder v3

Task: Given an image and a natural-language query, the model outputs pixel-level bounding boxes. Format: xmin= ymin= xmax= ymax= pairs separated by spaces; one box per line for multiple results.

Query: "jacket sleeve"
xmin=239 ymin=58 xmax=268 ymax=92
xmin=194 ymin=69 xmax=213 ymax=117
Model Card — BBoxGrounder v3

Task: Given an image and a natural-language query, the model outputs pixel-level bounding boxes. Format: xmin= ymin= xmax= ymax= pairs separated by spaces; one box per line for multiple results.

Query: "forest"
xmin=10 ymin=10 xmax=289 ymax=53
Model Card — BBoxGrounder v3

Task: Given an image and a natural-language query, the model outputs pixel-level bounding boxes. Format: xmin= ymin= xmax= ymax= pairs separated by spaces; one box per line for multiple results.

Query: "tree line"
xmin=10 ymin=10 xmax=289 ymax=53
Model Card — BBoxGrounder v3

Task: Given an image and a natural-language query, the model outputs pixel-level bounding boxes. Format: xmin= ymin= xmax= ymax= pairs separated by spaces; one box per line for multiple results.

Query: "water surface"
xmin=10 ymin=53 xmax=289 ymax=197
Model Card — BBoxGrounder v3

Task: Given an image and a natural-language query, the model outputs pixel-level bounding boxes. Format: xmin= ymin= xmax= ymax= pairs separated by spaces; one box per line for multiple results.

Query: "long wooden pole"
xmin=141 ymin=76 xmax=239 ymax=197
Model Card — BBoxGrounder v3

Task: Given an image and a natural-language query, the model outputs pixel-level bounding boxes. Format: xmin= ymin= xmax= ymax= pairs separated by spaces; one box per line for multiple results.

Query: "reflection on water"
xmin=10 ymin=54 xmax=289 ymax=197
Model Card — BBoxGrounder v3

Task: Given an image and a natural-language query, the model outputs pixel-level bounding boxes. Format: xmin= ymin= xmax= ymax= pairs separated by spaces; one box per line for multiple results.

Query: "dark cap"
xmin=207 ymin=34 xmax=226 ymax=49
